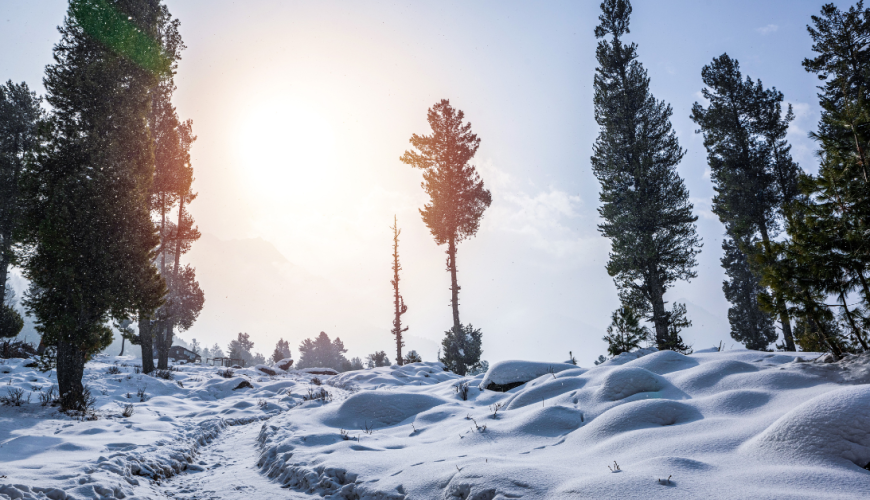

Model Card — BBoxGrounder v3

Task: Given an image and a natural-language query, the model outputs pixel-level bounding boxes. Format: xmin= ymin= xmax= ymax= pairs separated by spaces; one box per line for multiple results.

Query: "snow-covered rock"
xmin=479 ymin=360 xmax=578 ymax=391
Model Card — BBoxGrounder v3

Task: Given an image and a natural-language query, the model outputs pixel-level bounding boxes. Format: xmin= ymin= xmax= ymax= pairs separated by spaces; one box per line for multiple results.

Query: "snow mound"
xmin=623 ymin=348 xmax=699 ymax=374
xmin=320 ymin=391 xmax=446 ymax=429
xmin=506 ymin=405 xmax=586 ymax=437
xmin=673 ymin=359 xmax=759 ymax=392
xmin=329 ymin=362 xmax=457 ymax=388
xmin=594 ymin=366 xmax=672 ymax=401
xmin=583 ymin=399 xmax=702 ymax=441
xmin=747 ymin=385 xmax=870 ymax=468
xmin=480 ymin=360 xmax=577 ymax=391
xmin=599 ymin=346 xmax=658 ymax=366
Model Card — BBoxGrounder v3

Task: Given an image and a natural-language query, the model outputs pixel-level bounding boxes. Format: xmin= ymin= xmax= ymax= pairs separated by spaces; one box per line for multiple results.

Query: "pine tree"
xmin=271 ymin=338 xmax=291 ymax=363
xmin=142 ymin=5 xmax=202 ymax=372
xmin=26 ymin=0 xmax=168 ymax=410
xmin=0 ymin=81 xmax=41 ymax=339
xmin=690 ymin=53 xmax=801 ymax=351
xmin=390 ymin=215 xmax=409 ymax=365
xmin=759 ymin=2 xmax=870 ymax=358
xmin=721 ymin=237 xmax=777 ymax=350
xmin=603 ymin=306 xmax=650 ymax=356
xmin=297 ymin=331 xmax=348 ymax=370
xmin=591 ymin=0 xmax=702 ymax=349
xmin=400 ymin=100 xmax=492 ymax=341
xmin=439 ymin=323 xmax=482 ymax=376
xmin=210 ymin=343 xmax=224 ymax=359
xmin=365 ymin=351 xmax=391 ymax=368
xmin=227 ymin=332 xmax=254 ymax=364
xmin=402 ymin=350 xmax=422 ymax=364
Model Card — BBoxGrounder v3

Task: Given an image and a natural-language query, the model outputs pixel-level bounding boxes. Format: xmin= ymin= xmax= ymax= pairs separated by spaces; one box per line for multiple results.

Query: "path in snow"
xmin=157 ymin=420 xmax=312 ymax=500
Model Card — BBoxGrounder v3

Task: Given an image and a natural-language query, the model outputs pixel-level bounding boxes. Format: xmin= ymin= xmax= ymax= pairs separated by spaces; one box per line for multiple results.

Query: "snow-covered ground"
xmin=2 ymin=349 xmax=870 ymax=499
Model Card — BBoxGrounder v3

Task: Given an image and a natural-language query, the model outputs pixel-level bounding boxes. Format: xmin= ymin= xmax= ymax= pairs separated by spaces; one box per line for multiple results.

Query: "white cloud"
xmin=476 ymin=159 xmax=601 ymax=259
xmin=756 ymin=24 xmax=778 ymax=35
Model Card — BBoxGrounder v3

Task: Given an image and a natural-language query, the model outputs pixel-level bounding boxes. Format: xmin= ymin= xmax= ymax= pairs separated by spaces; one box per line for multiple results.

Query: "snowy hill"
xmin=1 ymin=350 xmax=870 ymax=499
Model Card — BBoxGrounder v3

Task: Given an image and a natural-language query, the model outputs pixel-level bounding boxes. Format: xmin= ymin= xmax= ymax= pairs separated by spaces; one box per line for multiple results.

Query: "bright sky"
xmin=1 ymin=1 xmax=842 ymax=366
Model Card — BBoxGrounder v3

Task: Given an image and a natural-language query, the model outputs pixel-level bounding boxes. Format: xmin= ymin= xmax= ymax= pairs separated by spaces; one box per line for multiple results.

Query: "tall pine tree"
xmin=400 ymin=99 xmax=491 ymax=358
xmin=591 ymin=0 xmax=701 ymax=350
xmin=690 ymin=54 xmax=800 ymax=351
xmin=390 ymin=215 xmax=408 ymax=365
xmin=26 ymin=0 xmax=167 ymax=409
xmin=721 ymin=236 xmax=777 ymax=350
xmin=760 ymin=2 xmax=870 ymax=358
xmin=0 ymin=81 xmax=42 ymax=338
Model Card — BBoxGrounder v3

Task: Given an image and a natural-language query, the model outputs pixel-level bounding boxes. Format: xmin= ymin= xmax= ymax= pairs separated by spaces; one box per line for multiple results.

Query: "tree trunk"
xmin=648 ymin=273 xmax=668 ymax=348
xmin=119 ymin=336 xmax=126 ymax=357
xmin=139 ymin=315 xmax=154 ymax=373
xmin=447 ymin=235 xmax=461 ymax=332
xmin=56 ymin=339 xmax=86 ymax=410
xmin=156 ymin=320 xmax=171 ymax=370
xmin=759 ymin=225 xmax=796 ymax=351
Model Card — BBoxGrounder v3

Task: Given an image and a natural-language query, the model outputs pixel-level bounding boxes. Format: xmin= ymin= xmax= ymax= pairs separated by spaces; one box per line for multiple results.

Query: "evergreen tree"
xmin=26 ymin=0 xmax=168 ymax=409
xmin=400 ymin=99 xmax=492 ymax=338
xmin=439 ymin=323 xmax=482 ymax=376
xmin=365 ymin=350 xmax=391 ymax=368
xmin=297 ymin=331 xmax=348 ymax=370
xmin=188 ymin=338 xmax=201 ymax=354
xmin=227 ymin=332 xmax=254 ymax=364
xmin=663 ymin=302 xmax=693 ymax=354
xmin=272 ymin=338 xmax=291 ymax=363
xmin=0 ymin=81 xmax=42 ymax=339
xmin=759 ymin=2 xmax=870 ymax=359
xmin=591 ymin=0 xmax=702 ymax=349
xmin=209 ymin=343 xmax=224 ymax=359
xmin=347 ymin=357 xmax=364 ymax=371
xmin=690 ymin=53 xmax=801 ymax=351
xmin=468 ymin=359 xmax=489 ymax=376
xmin=402 ymin=350 xmax=422 ymax=364
xmin=602 ymin=306 xmax=650 ymax=356
xmin=141 ymin=5 xmax=202 ymax=372
xmin=390 ymin=215 xmax=409 ymax=365
xmin=721 ymin=237 xmax=777 ymax=350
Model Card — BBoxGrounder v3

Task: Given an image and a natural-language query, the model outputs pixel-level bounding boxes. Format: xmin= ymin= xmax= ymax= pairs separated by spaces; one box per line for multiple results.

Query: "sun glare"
xmin=237 ymin=101 xmax=337 ymax=199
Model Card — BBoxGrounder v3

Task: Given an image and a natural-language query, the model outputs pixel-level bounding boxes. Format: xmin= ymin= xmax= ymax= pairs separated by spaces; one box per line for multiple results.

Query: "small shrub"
xmin=1 ymin=387 xmax=30 ymax=406
xmin=133 ymin=365 xmax=142 ymax=374
xmin=362 ymin=420 xmax=374 ymax=435
xmin=106 ymin=365 xmax=122 ymax=375
xmin=303 ymin=387 xmax=331 ymax=402
xmin=608 ymin=461 xmax=621 ymax=472
xmin=39 ymin=385 xmax=58 ymax=406
xmin=490 ymin=402 xmax=504 ymax=419
xmin=61 ymin=386 xmax=97 ymax=417
xmin=136 ymin=386 xmax=148 ymax=402
xmin=218 ymin=368 xmax=234 ymax=378
xmin=340 ymin=428 xmax=350 ymax=440
xmin=176 ymin=380 xmax=184 ymax=388
xmin=455 ymin=381 xmax=470 ymax=401
xmin=311 ymin=376 xmax=322 ymax=386
xmin=154 ymin=369 xmax=173 ymax=380
xmin=122 ymin=404 xmax=134 ymax=418
xmin=257 ymin=398 xmax=267 ymax=408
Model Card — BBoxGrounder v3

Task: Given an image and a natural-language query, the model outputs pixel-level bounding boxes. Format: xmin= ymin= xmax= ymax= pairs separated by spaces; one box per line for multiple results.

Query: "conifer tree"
xmin=603 ymin=306 xmax=649 ymax=356
xmin=760 ymin=2 xmax=870 ymax=358
xmin=366 ymin=350 xmax=391 ymax=368
xmin=690 ymin=53 xmax=800 ymax=351
xmin=721 ymin=237 xmax=777 ymax=350
xmin=0 ymin=81 xmax=42 ymax=338
xmin=390 ymin=215 xmax=408 ymax=365
xmin=439 ymin=324 xmax=482 ymax=376
xmin=402 ymin=350 xmax=422 ymax=364
xmin=272 ymin=338 xmax=291 ymax=363
xmin=26 ymin=0 xmax=167 ymax=409
xmin=400 ymin=99 xmax=492 ymax=343
xmin=297 ymin=331 xmax=349 ymax=370
xmin=591 ymin=0 xmax=702 ymax=350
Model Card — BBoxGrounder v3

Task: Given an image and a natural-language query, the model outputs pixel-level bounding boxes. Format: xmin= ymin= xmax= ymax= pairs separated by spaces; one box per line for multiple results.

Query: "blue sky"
xmin=0 ymin=1 xmax=842 ymax=365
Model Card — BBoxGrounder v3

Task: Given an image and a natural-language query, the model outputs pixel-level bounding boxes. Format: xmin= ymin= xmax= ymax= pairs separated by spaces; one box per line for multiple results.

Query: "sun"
xmin=236 ymin=100 xmax=337 ymax=199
